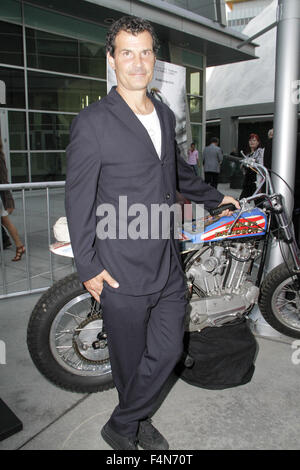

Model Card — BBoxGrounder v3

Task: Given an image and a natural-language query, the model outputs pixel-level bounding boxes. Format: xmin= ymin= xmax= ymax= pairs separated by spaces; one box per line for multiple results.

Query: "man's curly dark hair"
xmin=106 ymin=16 xmax=160 ymax=57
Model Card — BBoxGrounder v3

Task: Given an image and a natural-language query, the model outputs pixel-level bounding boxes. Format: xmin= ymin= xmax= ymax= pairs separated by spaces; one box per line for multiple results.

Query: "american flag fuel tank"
xmin=180 ymin=207 xmax=267 ymax=249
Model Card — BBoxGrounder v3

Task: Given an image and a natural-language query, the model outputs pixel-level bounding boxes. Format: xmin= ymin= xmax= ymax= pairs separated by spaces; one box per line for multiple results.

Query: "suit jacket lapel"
xmin=107 ymin=87 xmax=167 ymax=162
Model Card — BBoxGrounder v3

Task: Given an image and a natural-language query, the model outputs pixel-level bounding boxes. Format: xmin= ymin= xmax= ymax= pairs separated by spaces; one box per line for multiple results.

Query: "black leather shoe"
xmin=101 ymin=422 xmax=138 ymax=450
xmin=138 ymin=418 xmax=169 ymax=450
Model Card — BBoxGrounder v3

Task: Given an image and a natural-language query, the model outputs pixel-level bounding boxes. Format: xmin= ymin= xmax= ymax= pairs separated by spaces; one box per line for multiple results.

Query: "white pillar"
xmin=266 ymin=0 xmax=300 ymax=272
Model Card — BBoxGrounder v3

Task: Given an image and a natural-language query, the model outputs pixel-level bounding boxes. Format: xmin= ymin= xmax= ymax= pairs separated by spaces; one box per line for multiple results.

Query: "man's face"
xmin=107 ymin=30 xmax=156 ymax=92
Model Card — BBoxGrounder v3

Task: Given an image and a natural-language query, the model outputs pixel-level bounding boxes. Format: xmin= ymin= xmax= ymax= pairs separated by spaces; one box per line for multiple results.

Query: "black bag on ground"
xmin=176 ymin=318 xmax=257 ymax=390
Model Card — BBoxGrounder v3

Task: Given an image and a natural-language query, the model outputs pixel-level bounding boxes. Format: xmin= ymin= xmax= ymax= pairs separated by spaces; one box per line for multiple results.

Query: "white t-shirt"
xmin=135 ymin=108 xmax=162 ymax=159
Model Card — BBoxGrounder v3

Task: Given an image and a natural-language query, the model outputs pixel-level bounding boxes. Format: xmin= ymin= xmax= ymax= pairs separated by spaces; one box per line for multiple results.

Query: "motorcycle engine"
xmin=185 ymin=241 xmax=261 ymax=331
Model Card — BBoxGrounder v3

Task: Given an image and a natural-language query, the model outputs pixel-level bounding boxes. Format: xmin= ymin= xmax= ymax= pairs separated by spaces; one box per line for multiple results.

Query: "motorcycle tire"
xmin=259 ymin=262 xmax=300 ymax=339
xmin=27 ymin=273 xmax=114 ymax=393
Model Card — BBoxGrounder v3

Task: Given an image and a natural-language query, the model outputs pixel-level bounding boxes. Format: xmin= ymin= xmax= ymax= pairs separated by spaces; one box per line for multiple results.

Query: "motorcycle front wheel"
xmin=27 ymin=273 xmax=114 ymax=393
xmin=259 ymin=263 xmax=300 ymax=339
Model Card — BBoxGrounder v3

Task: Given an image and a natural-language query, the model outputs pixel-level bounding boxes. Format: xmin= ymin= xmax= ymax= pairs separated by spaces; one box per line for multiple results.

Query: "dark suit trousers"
xmin=100 ymin=251 xmax=187 ymax=438
xmin=205 ymin=171 xmax=219 ymax=189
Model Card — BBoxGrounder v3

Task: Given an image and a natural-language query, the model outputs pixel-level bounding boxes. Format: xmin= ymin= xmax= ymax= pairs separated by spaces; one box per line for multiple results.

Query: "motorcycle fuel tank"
xmin=180 ymin=207 xmax=267 ymax=250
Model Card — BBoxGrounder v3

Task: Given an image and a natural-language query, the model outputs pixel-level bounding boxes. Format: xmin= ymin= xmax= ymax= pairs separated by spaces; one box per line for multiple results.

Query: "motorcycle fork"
xmin=275 ymin=205 xmax=300 ymax=273
xmin=256 ymin=215 xmax=272 ymax=287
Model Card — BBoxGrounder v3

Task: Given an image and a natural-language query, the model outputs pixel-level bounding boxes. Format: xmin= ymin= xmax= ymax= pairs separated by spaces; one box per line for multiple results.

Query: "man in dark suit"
xmin=65 ymin=16 xmax=239 ymax=450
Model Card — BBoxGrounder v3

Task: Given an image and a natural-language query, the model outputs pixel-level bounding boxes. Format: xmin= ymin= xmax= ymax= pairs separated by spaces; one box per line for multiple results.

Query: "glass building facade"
xmin=161 ymin=0 xmax=226 ymax=24
xmin=0 ymin=0 xmax=204 ymax=182
xmin=226 ymin=0 xmax=273 ymax=32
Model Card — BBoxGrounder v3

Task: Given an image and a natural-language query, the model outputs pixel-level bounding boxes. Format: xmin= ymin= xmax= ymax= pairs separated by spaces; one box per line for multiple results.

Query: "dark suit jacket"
xmin=65 ymin=86 xmax=223 ymax=295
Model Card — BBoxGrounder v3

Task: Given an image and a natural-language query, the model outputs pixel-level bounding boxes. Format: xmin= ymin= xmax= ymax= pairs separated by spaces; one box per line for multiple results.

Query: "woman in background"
xmin=0 ymin=138 xmax=25 ymax=261
xmin=240 ymin=133 xmax=264 ymax=199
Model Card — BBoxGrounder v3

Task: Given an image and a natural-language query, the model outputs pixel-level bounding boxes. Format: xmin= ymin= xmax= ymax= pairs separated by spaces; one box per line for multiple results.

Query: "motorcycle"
xmin=27 ymin=155 xmax=300 ymax=393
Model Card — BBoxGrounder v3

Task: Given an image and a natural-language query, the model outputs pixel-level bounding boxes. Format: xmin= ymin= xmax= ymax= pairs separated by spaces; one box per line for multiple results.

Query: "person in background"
xmin=0 ymin=137 xmax=25 ymax=261
xmin=264 ymin=128 xmax=273 ymax=170
xmin=202 ymin=137 xmax=223 ymax=189
xmin=187 ymin=142 xmax=199 ymax=176
xmin=240 ymin=133 xmax=264 ymax=199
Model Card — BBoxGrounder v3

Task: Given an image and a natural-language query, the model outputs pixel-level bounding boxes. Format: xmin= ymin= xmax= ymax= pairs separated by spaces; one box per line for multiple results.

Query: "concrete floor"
xmin=0 ymin=291 xmax=299 ymax=450
xmin=1 ymin=184 xmax=300 ymax=450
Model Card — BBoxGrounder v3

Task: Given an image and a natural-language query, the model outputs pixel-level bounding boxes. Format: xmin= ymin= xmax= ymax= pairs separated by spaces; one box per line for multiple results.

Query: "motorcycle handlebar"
xmin=225 ymin=154 xmax=264 ymax=172
xmin=209 ymin=203 xmax=238 ymax=216
xmin=225 ymin=152 xmax=263 ymax=170
xmin=227 ymin=153 xmax=272 ymax=187
xmin=225 ymin=154 xmax=243 ymax=163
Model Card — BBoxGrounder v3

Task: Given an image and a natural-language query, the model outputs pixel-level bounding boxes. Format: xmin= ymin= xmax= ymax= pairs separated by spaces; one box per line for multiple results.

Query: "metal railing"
xmin=0 ymin=181 xmax=74 ymax=299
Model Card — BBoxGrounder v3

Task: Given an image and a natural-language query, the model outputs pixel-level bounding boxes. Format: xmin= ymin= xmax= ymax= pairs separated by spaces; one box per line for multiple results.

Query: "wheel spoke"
xmin=57 ymin=345 xmax=75 ymax=361
xmin=64 ymin=311 xmax=86 ymax=324
xmin=74 ymin=326 xmax=101 ymax=332
xmin=276 ymin=299 xmax=296 ymax=307
xmin=73 ymin=358 xmax=84 ymax=370
xmin=55 ymin=329 xmax=74 ymax=339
